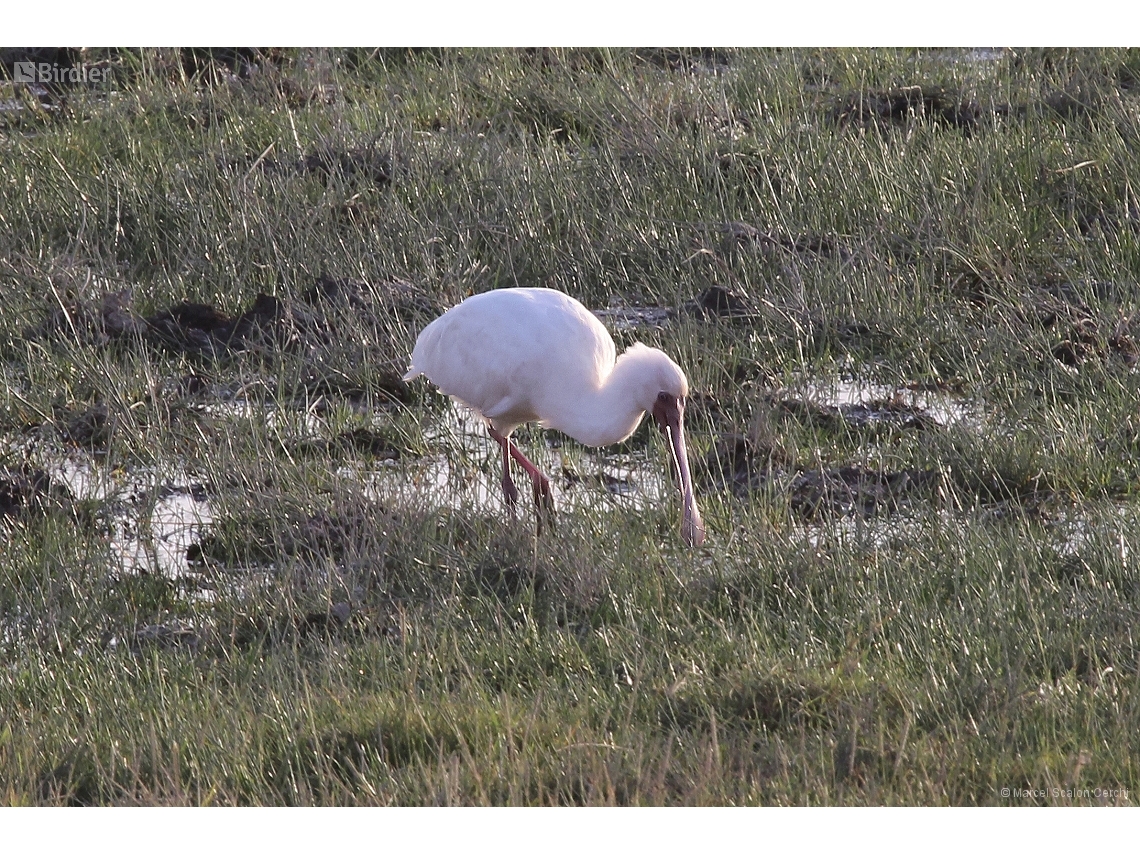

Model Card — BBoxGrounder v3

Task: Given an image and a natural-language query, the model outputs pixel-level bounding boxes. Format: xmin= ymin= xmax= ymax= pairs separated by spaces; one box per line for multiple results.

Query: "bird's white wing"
xmin=405 ymin=288 xmax=615 ymax=434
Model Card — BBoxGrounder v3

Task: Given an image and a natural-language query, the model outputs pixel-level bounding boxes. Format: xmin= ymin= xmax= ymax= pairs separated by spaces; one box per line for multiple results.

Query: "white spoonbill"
xmin=403 ymin=287 xmax=706 ymax=546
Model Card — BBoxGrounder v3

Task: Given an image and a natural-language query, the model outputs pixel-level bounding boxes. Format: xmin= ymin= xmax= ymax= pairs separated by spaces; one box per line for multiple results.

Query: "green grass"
xmin=1 ymin=47 xmax=1139 ymax=804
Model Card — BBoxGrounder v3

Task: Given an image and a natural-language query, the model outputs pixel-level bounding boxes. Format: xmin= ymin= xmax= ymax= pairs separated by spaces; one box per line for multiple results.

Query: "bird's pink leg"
xmin=507 ymin=442 xmax=555 ymax=520
xmin=488 ymin=426 xmax=520 ymax=511
xmin=487 ymin=425 xmax=556 ymax=532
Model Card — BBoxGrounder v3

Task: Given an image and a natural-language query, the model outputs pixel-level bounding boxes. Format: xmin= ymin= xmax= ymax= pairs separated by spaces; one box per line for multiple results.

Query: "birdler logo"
xmin=12 ymin=61 xmax=110 ymax=84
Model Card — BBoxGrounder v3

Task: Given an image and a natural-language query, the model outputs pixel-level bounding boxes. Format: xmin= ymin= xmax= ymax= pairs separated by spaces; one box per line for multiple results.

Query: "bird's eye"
xmin=657 ymin=391 xmax=671 ymax=403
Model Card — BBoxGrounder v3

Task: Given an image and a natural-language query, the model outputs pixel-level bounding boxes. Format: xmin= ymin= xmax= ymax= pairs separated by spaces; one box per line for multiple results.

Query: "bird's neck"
xmin=547 ymin=358 xmax=650 ymax=447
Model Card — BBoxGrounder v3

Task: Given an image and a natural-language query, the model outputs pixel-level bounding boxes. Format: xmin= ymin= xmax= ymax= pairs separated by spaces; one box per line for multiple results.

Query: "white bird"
xmin=403 ymin=287 xmax=705 ymax=546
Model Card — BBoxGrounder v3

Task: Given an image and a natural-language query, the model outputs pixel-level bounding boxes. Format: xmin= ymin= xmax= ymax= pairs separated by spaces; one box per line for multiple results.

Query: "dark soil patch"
xmin=0 ymin=466 xmax=74 ymax=519
xmin=788 ymin=465 xmax=940 ymax=519
xmin=835 ymin=85 xmax=1007 ymax=134
xmin=685 ymin=285 xmax=755 ymax=320
xmin=633 ymin=48 xmax=731 ymax=72
xmin=701 ymin=433 xmax=940 ymax=518
xmin=32 ymin=276 xmax=440 ymax=400
xmin=144 ymin=293 xmax=293 ymax=354
xmin=36 ymin=289 xmax=145 ymax=346
xmin=187 ymin=501 xmax=394 ymax=568
xmin=701 ymin=433 xmax=791 ymax=495
xmin=300 ymin=274 xmax=441 ymax=323
xmin=290 ymin=427 xmax=403 ymax=460
xmin=55 ymin=402 xmax=111 ymax=452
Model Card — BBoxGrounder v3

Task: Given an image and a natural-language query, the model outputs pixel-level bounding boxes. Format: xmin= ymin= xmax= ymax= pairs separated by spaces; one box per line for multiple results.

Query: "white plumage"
xmin=404 ymin=287 xmax=705 ymax=546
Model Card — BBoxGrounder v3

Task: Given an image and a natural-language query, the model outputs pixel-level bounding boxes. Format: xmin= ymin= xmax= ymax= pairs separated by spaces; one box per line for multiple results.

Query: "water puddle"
xmin=50 ymin=458 xmax=213 ymax=579
xmin=364 ymin=401 xmax=670 ymax=516
xmin=591 ymin=304 xmax=673 ymax=332
xmin=793 ymin=376 xmax=975 ymax=428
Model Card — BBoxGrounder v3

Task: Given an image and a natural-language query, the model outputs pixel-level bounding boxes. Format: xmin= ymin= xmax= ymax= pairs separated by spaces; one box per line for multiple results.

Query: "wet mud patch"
xmin=589 ymin=287 xmax=772 ymax=331
xmin=787 ymin=465 xmax=941 ymax=519
xmin=702 ymin=433 xmax=940 ymax=518
xmin=748 ymin=379 xmax=968 ymax=441
xmin=0 ymin=466 xmax=75 ymax=519
xmin=55 ymin=402 xmax=112 ymax=452
xmin=679 ymin=287 xmax=896 ymax=361
xmin=685 ymin=285 xmax=756 ymax=321
xmin=835 ymin=85 xmax=1007 ymax=134
xmin=289 ymin=427 xmax=404 ymax=461
xmin=591 ymin=301 xmax=674 ymax=331
xmin=32 ymin=276 xmax=439 ymax=400
xmin=144 ymin=293 xmax=291 ymax=354
xmin=186 ymin=497 xmax=400 ymax=575
xmin=701 ymin=432 xmax=791 ymax=496
xmin=701 ymin=382 xmax=968 ymax=516
xmin=957 ymin=276 xmax=1140 ymax=366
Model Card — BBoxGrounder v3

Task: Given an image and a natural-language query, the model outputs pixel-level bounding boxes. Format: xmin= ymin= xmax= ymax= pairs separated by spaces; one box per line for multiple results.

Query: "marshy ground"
xmin=1 ymin=47 xmax=1139 ymax=805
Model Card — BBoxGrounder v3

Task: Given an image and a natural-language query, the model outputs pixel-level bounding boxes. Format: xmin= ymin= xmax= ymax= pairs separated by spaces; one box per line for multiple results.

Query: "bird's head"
xmin=621 ymin=344 xmax=705 ymax=548
xmin=617 ymin=343 xmax=689 ymax=411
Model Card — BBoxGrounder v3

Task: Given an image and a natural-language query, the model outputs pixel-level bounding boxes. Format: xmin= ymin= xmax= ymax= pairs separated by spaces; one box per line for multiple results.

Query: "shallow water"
xmin=365 ymin=401 xmax=672 ymax=516
xmin=51 ymin=458 xmax=213 ymax=578
xmin=591 ymin=304 xmax=673 ymax=332
xmin=802 ymin=377 xmax=976 ymax=427
xmin=6 ymin=371 xmax=974 ymax=580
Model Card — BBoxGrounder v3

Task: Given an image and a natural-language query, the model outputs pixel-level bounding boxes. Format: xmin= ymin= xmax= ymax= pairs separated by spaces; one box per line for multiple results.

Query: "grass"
xmin=1 ymin=47 xmax=1139 ymax=804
